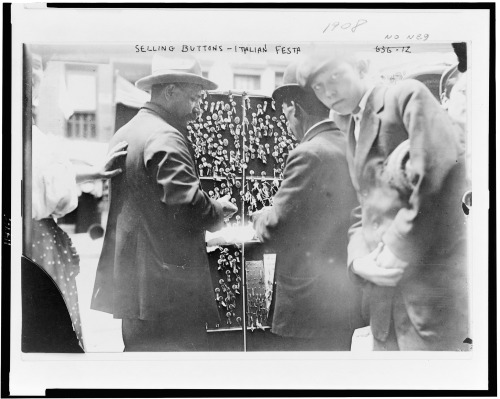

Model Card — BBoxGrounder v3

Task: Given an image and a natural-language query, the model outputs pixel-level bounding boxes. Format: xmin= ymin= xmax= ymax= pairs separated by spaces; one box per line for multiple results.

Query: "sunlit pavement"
xmin=71 ymin=233 xmax=124 ymax=353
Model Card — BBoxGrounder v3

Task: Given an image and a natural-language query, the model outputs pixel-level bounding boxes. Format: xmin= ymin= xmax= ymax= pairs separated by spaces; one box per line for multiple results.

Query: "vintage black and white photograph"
xmin=22 ymin=40 xmax=473 ymax=354
xmin=7 ymin=5 xmax=491 ymax=394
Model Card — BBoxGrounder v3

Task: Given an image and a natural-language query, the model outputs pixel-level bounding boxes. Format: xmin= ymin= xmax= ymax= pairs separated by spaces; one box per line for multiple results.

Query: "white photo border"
xmin=7 ymin=4 xmax=492 ymax=395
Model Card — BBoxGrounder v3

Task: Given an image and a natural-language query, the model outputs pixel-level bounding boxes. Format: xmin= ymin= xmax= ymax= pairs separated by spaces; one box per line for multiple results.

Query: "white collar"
xmin=303 ymin=119 xmax=331 ymax=140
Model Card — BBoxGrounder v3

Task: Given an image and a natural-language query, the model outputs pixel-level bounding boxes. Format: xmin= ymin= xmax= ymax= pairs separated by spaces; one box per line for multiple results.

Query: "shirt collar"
xmin=303 ymin=119 xmax=331 ymax=140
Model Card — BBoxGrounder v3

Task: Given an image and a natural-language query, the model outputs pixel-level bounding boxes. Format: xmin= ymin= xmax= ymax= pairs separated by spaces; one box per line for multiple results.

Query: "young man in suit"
xmin=297 ymin=51 xmax=469 ymax=351
xmin=251 ymin=62 xmax=361 ymax=350
xmin=91 ymin=55 xmax=237 ymax=351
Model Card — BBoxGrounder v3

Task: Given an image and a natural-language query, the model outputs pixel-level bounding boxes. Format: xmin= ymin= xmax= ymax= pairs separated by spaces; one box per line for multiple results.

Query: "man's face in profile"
xmin=281 ymin=101 xmax=300 ymax=140
xmin=169 ymin=84 xmax=203 ymax=124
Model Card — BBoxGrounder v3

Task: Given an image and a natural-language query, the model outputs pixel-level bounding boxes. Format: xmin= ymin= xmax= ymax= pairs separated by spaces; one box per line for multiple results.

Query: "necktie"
xmin=353 ymin=113 xmax=361 ymax=143
xmin=347 ymin=115 xmax=357 ymax=157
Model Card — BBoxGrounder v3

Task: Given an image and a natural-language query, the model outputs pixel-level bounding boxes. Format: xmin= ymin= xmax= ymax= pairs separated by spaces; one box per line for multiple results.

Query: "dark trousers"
xmin=122 ymin=318 xmax=211 ymax=352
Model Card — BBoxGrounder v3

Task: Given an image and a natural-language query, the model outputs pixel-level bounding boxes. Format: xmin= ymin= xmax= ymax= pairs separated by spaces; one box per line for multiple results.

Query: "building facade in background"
xmin=31 ymin=43 xmax=456 ymax=233
xmin=34 ymin=45 xmax=294 ymax=143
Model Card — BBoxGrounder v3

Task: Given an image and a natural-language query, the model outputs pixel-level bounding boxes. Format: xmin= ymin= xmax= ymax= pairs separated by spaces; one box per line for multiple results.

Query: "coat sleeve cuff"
xmin=205 ymin=199 xmax=226 ymax=232
xmin=382 ymin=229 xmax=413 ymax=263
xmin=347 ymin=261 xmax=367 ymax=287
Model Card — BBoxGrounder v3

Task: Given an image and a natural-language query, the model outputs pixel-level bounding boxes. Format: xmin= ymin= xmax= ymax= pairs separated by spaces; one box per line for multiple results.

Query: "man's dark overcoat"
xmin=253 ymin=120 xmax=361 ymax=344
xmin=91 ymin=103 xmax=223 ymax=327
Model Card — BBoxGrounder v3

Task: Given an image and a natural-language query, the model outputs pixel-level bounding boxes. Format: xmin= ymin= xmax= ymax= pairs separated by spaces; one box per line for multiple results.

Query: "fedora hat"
xmin=272 ymin=61 xmax=329 ymax=116
xmin=135 ymin=54 xmax=218 ymax=91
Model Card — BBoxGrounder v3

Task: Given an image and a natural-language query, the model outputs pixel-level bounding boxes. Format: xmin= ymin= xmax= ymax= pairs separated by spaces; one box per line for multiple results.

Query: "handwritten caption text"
xmin=322 ymin=19 xmax=368 ymax=34
xmin=135 ymin=44 xmax=301 ymax=55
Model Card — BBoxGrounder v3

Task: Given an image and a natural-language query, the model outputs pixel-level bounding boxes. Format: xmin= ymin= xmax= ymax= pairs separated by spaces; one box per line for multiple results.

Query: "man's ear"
xmin=294 ymin=102 xmax=304 ymax=118
xmin=164 ymin=84 xmax=177 ymax=99
xmin=282 ymin=101 xmax=295 ymax=114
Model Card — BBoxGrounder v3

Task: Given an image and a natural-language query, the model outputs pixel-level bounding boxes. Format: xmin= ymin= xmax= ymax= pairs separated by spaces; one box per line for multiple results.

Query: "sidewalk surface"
xmin=71 ymin=233 xmax=124 ymax=352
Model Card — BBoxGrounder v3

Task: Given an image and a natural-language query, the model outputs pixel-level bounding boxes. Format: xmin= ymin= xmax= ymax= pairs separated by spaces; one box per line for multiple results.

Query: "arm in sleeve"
xmin=144 ymin=131 xmax=225 ymax=232
xmin=347 ymin=205 xmax=371 ymax=285
xmin=253 ymin=148 xmax=320 ymax=246
xmin=382 ymin=80 xmax=464 ymax=262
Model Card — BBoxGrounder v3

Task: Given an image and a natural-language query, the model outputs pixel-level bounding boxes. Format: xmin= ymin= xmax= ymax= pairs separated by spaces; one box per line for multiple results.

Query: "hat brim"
xmin=297 ymin=58 xmax=337 ymax=88
xmin=272 ymin=84 xmax=304 ymax=106
xmin=136 ymin=72 xmax=218 ymax=91
xmin=272 ymin=83 xmax=330 ymax=116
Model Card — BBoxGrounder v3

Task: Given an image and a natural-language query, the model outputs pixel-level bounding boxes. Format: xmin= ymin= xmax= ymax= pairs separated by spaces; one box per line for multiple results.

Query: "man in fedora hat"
xmin=297 ymin=50 xmax=469 ymax=351
xmin=91 ymin=54 xmax=237 ymax=351
xmin=251 ymin=62 xmax=361 ymax=350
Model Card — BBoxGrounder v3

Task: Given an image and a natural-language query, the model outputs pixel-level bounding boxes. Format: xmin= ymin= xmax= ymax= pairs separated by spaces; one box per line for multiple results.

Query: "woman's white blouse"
xmin=32 ymin=125 xmax=79 ymax=220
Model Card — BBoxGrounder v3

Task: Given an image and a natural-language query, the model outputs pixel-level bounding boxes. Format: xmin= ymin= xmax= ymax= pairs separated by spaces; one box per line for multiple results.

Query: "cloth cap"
xmin=296 ymin=54 xmax=342 ymax=89
xmin=272 ymin=62 xmax=329 ymax=116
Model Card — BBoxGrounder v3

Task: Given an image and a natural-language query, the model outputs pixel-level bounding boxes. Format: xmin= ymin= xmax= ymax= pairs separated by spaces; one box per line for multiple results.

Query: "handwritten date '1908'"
xmin=322 ymin=19 xmax=368 ymax=34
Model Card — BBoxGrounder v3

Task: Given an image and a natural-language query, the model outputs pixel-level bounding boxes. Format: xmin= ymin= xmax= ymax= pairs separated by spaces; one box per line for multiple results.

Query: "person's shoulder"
xmin=297 ymin=133 xmax=346 ymax=162
xmin=141 ymin=118 xmax=187 ymax=159
xmin=311 ymin=127 xmax=347 ymax=154
xmin=288 ymin=141 xmax=320 ymax=164
xmin=383 ymin=79 xmax=437 ymax=115
xmin=117 ymin=109 xmax=178 ymax=141
xmin=138 ymin=109 xmax=181 ymax=134
xmin=145 ymin=128 xmax=185 ymax=152
xmin=387 ymin=79 xmax=432 ymax=101
xmin=393 ymin=78 xmax=428 ymax=92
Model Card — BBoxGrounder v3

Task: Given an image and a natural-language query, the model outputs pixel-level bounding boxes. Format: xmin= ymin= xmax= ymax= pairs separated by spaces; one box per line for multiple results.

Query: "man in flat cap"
xmin=91 ymin=55 xmax=237 ymax=351
xmin=297 ymin=50 xmax=469 ymax=351
xmin=251 ymin=62 xmax=361 ymax=350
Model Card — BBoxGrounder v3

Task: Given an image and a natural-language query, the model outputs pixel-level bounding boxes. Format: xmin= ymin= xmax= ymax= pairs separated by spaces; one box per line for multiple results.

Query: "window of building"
xmin=67 ymin=112 xmax=97 ymax=138
xmin=233 ymin=74 xmax=261 ymax=91
xmin=275 ymin=71 xmax=284 ymax=88
xmin=64 ymin=66 xmax=97 ymax=139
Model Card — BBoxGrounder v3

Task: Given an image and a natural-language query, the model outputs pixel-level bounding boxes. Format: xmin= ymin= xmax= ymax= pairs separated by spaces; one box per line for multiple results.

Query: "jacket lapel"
xmin=354 ymin=86 xmax=385 ymax=181
xmin=334 ymin=113 xmax=358 ymax=190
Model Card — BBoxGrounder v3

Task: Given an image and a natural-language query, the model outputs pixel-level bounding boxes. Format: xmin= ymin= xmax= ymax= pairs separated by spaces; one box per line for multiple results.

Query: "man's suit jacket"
xmin=253 ymin=121 xmax=361 ymax=340
xmin=91 ymin=102 xmax=223 ymax=324
xmin=336 ymin=80 xmax=469 ymax=350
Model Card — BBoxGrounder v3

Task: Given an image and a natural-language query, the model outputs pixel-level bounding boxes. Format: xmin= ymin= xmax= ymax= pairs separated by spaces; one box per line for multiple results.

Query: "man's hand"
xmin=96 ymin=141 xmax=129 ymax=179
xmin=217 ymin=195 xmax=238 ymax=218
xmin=376 ymin=244 xmax=409 ymax=271
xmin=352 ymin=243 xmax=406 ymax=287
xmin=75 ymin=141 xmax=128 ymax=184
xmin=249 ymin=206 xmax=272 ymax=222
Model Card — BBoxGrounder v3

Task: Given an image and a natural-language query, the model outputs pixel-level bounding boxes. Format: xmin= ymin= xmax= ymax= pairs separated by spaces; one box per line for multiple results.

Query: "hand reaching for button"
xmin=216 ymin=194 xmax=238 ymax=218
